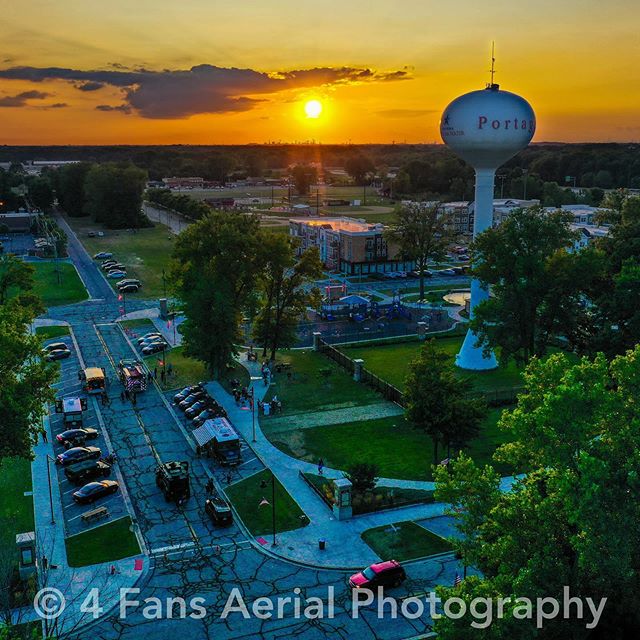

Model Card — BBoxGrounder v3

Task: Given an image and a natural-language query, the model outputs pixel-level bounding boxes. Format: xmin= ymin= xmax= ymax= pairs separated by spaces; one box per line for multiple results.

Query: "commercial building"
xmin=0 ymin=211 xmax=39 ymax=232
xmin=289 ymin=217 xmax=414 ymax=275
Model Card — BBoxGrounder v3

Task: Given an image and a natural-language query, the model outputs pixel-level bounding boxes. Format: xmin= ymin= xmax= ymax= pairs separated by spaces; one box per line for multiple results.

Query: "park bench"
xmin=81 ymin=506 xmax=109 ymax=524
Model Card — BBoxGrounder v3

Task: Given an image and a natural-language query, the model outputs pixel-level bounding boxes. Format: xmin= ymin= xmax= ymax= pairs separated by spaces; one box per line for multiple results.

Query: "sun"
xmin=304 ymin=99 xmax=323 ymax=119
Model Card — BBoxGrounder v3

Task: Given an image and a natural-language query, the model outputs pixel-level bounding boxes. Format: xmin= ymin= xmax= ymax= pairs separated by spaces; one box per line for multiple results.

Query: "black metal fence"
xmin=360 ymin=368 xmax=406 ymax=406
xmin=319 ymin=341 xmax=355 ymax=374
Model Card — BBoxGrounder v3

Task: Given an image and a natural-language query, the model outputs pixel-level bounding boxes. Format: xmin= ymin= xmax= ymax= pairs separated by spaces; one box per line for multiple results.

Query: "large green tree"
xmin=404 ymin=340 xmax=486 ymax=463
xmin=385 ymin=202 xmax=453 ymax=300
xmin=434 ymin=347 xmax=640 ymax=638
xmin=170 ymin=211 xmax=263 ymax=377
xmin=289 ymin=164 xmax=317 ymax=196
xmin=252 ymin=233 xmax=322 ymax=360
xmin=84 ymin=163 xmax=149 ymax=228
xmin=55 ymin=162 xmax=92 ymax=217
xmin=470 ymin=206 xmax=594 ymax=365
xmin=0 ymin=255 xmax=36 ymax=306
xmin=344 ymin=154 xmax=375 ymax=185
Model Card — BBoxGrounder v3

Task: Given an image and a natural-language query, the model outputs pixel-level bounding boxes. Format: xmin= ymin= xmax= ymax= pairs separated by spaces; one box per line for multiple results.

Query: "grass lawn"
xmin=35 ymin=325 xmax=70 ymax=340
xmin=65 ymin=516 xmax=140 ymax=567
xmin=362 ymin=521 xmax=453 ymax=561
xmin=261 ymin=225 xmax=290 ymax=235
xmin=119 ymin=318 xmax=157 ymax=331
xmin=143 ymin=345 xmax=250 ymax=393
xmin=31 ymin=261 xmax=87 ymax=307
xmin=343 ymin=337 xmax=524 ymax=393
xmin=262 ymin=349 xmax=379 ymax=416
xmin=269 ymin=409 xmax=512 ymax=481
xmin=226 ymin=469 xmax=308 ymax=536
xmin=64 ymin=215 xmax=175 ymax=298
xmin=0 ymin=458 xmax=35 ymax=565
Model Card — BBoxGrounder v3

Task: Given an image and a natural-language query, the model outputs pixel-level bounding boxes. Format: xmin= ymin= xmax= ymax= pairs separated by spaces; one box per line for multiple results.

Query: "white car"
xmin=94 ymin=252 xmax=113 ymax=260
xmin=107 ymin=271 xmax=127 ymax=279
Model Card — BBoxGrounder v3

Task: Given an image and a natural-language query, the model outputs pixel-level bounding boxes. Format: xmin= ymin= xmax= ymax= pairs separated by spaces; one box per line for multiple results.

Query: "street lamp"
xmin=251 ymin=386 xmax=256 ymax=443
xmin=260 ymin=472 xmax=277 ymax=546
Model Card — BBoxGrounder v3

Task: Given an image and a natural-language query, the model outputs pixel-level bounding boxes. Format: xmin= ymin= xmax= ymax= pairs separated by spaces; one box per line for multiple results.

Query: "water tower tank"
xmin=440 ymin=84 xmax=536 ymax=370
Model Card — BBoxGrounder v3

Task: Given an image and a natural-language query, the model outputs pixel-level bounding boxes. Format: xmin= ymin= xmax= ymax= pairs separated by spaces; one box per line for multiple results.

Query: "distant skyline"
xmin=1 ymin=0 xmax=639 ymax=145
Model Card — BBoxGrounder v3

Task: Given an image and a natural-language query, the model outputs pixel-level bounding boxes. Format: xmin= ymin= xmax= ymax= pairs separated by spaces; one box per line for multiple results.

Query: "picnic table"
xmin=81 ymin=506 xmax=109 ymax=524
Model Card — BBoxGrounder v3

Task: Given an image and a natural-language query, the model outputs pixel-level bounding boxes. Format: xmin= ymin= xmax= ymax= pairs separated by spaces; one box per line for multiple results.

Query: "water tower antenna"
xmin=488 ymin=41 xmax=497 ymax=89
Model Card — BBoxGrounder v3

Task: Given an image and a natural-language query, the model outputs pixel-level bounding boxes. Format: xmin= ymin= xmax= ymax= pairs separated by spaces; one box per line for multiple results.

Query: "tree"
xmin=0 ymin=255 xmax=35 ymax=306
xmin=252 ymin=233 xmax=322 ymax=360
xmin=470 ymin=206 xmax=589 ymax=365
xmin=404 ymin=340 xmax=486 ymax=464
xmin=84 ymin=163 xmax=149 ymax=228
xmin=346 ymin=463 xmax=379 ymax=496
xmin=0 ymin=300 xmax=57 ymax=462
xmin=170 ymin=211 xmax=264 ymax=378
xmin=27 ymin=176 xmax=54 ymax=212
xmin=344 ymin=154 xmax=375 ymax=185
xmin=433 ymin=348 xmax=640 ymax=638
xmin=289 ymin=164 xmax=317 ymax=196
xmin=385 ymin=202 xmax=453 ymax=300
xmin=56 ymin=162 xmax=92 ymax=217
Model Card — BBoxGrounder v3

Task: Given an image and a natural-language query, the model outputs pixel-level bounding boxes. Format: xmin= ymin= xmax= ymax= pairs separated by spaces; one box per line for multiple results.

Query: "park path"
xmin=263 ymin=401 xmax=404 ymax=432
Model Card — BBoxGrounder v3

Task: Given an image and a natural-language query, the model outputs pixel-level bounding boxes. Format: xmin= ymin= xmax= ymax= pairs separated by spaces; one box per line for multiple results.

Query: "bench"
xmin=81 ymin=506 xmax=109 ymax=524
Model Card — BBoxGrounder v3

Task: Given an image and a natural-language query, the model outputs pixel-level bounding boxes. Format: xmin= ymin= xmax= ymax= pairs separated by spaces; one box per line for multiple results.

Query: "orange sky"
xmin=1 ymin=0 xmax=639 ymax=144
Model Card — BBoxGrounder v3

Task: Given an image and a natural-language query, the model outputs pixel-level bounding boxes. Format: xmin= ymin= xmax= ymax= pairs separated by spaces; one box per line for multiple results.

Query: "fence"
xmin=318 ymin=336 xmax=525 ymax=408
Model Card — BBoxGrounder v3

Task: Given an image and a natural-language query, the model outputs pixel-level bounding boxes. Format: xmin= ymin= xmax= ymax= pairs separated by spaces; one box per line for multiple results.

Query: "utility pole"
xmin=251 ymin=386 xmax=256 ymax=442
xmin=260 ymin=472 xmax=277 ymax=546
xmin=46 ymin=454 xmax=55 ymax=524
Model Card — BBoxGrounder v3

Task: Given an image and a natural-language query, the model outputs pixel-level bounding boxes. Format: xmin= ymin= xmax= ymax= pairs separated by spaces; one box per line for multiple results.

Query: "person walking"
xmin=40 ymin=428 xmax=48 ymax=443
xmin=318 ymin=458 xmax=324 ymax=475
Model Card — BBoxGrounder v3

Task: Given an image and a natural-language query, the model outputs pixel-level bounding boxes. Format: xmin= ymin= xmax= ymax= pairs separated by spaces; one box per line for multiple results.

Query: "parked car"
xmin=56 ymin=446 xmax=101 ymax=466
xmin=349 ymin=560 xmax=406 ymax=590
xmin=45 ymin=348 xmax=71 ymax=362
xmin=440 ymin=268 xmax=456 ymax=276
xmin=101 ymin=260 xmax=117 ymax=269
xmin=107 ymin=265 xmax=126 ymax=273
xmin=205 ymin=496 xmax=233 ymax=526
xmin=107 ymin=271 xmax=127 ymax=279
xmin=192 ymin=407 xmax=224 ymax=426
xmin=178 ymin=392 xmax=206 ymax=411
xmin=94 ymin=252 xmax=113 ymax=260
xmin=117 ymin=279 xmax=141 ymax=288
xmin=139 ymin=335 xmax=167 ymax=345
xmin=118 ymin=283 xmax=139 ymax=293
xmin=56 ymin=428 xmax=99 ymax=447
xmin=43 ymin=342 xmax=68 ymax=353
xmin=137 ymin=332 xmax=163 ymax=345
xmin=184 ymin=400 xmax=211 ymax=419
xmin=72 ymin=480 xmax=119 ymax=504
xmin=64 ymin=459 xmax=111 ymax=485
xmin=174 ymin=384 xmax=204 ymax=404
xmin=141 ymin=342 xmax=167 ymax=355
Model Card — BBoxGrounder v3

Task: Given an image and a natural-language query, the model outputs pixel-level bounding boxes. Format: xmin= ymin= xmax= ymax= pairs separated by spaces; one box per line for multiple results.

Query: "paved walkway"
xmin=264 ymin=401 xmax=404 ymax=432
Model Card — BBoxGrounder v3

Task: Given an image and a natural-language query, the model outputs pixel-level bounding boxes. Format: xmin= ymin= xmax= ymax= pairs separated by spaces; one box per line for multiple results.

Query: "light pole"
xmin=260 ymin=472 xmax=277 ymax=546
xmin=45 ymin=454 xmax=56 ymax=524
xmin=251 ymin=386 xmax=256 ymax=443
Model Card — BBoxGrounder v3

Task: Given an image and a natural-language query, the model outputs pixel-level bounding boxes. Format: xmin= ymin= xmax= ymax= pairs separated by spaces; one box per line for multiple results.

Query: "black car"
xmin=56 ymin=446 xmax=101 ymax=466
xmin=43 ymin=342 xmax=68 ymax=353
xmin=174 ymin=384 xmax=204 ymax=404
xmin=185 ymin=400 xmax=212 ymax=419
xmin=56 ymin=428 xmax=99 ymax=447
xmin=65 ymin=459 xmax=111 ymax=485
xmin=179 ymin=392 xmax=206 ymax=411
xmin=118 ymin=283 xmax=139 ymax=293
xmin=141 ymin=342 xmax=166 ymax=355
xmin=72 ymin=480 xmax=119 ymax=504
xmin=46 ymin=349 xmax=71 ymax=362
xmin=192 ymin=407 xmax=223 ymax=426
xmin=205 ymin=496 xmax=233 ymax=526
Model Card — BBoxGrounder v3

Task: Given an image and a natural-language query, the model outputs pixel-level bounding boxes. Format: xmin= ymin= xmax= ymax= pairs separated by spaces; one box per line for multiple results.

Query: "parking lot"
xmin=45 ymin=334 xmax=128 ymax=537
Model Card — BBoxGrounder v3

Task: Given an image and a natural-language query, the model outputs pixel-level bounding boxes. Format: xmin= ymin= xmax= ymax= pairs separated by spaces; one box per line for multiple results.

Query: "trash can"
xmin=318 ymin=539 xmax=326 ymax=550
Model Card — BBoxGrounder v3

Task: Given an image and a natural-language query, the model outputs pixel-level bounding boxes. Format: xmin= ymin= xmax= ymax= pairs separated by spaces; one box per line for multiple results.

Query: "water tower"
xmin=440 ymin=76 xmax=535 ymax=370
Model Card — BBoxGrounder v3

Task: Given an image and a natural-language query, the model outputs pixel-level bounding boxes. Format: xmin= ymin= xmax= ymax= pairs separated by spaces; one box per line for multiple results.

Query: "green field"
xmin=269 ymin=409 xmax=512 ymax=481
xmin=263 ymin=349 xmax=379 ymax=416
xmin=343 ymin=337 xmax=524 ymax=393
xmin=64 ymin=215 xmax=175 ymax=298
xmin=65 ymin=516 xmax=141 ymax=567
xmin=31 ymin=261 xmax=88 ymax=307
xmin=362 ymin=521 xmax=453 ymax=561
xmin=35 ymin=325 xmax=70 ymax=340
xmin=226 ymin=469 xmax=308 ymax=537
xmin=119 ymin=318 xmax=157 ymax=331
xmin=0 ymin=457 xmax=35 ymax=564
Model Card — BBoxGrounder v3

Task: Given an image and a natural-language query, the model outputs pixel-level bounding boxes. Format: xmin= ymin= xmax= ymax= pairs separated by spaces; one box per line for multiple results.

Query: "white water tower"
xmin=440 ymin=82 xmax=535 ymax=369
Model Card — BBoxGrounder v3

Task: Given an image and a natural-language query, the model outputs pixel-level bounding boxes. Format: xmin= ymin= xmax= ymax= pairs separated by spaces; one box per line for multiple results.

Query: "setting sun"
xmin=304 ymin=99 xmax=323 ymax=119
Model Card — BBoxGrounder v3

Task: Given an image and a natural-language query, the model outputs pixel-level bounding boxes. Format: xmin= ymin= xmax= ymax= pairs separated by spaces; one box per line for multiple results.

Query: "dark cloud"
xmin=0 ymin=90 xmax=50 ymax=107
xmin=0 ymin=63 xmax=412 ymax=119
xmin=96 ymin=104 xmax=132 ymax=114
xmin=378 ymin=108 xmax=436 ymax=118
xmin=43 ymin=102 xmax=68 ymax=109
xmin=75 ymin=81 xmax=105 ymax=92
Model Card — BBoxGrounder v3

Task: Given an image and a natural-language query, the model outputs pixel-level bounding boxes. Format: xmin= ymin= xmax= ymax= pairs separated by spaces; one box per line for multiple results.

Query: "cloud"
xmin=0 ymin=63 xmax=412 ymax=119
xmin=75 ymin=81 xmax=105 ymax=92
xmin=96 ymin=103 xmax=132 ymax=114
xmin=377 ymin=108 xmax=436 ymax=118
xmin=0 ymin=90 xmax=50 ymax=107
